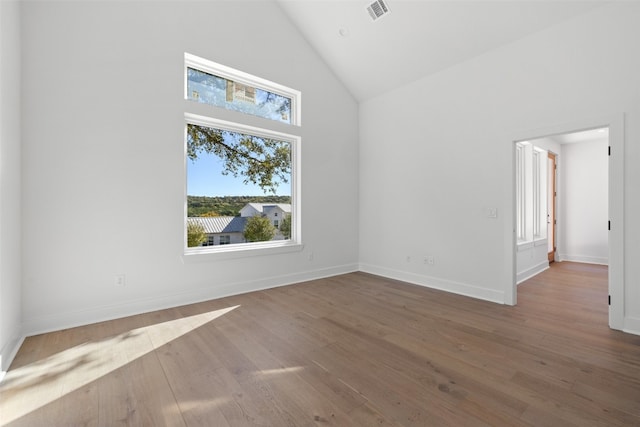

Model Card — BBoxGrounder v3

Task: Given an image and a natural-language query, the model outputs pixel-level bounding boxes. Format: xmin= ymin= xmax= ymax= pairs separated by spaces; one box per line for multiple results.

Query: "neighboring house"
xmin=189 ymin=203 xmax=292 ymax=246
xmin=240 ymin=203 xmax=291 ymax=229
xmin=188 ymin=216 xmax=247 ymax=246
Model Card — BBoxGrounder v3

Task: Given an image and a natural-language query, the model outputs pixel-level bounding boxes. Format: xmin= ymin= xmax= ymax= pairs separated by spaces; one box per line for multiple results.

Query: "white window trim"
xmin=532 ymin=149 xmax=540 ymax=238
xmin=185 ymin=113 xmax=299 ymax=146
xmin=182 ymin=240 xmax=304 ymax=264
xmin=532 ymin=146 xmax=548 ymax=242
xmin=183 ymin=114 xmax=302 ymax=259
xmin=182 ymin=54 xmax=302 ymax=261
xmin=515 ymin=143 xmax=526 ymax=242
xmin=516 ymin=142 xmax=548 ymax=246
xmin=184 ymin=52 xmax=302 ymax=126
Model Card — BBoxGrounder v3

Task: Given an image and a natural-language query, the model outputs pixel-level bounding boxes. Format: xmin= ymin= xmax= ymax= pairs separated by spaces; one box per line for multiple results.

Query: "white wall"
xmin=20 ymin=1 xmax=359 ymax=334
xmin=0 ymin=0 xmax=23 ymax=377
xmin=359 ymin=2 xmax=640 ymax=332
xmin=559 ymin=139 xmax=608 ymax=264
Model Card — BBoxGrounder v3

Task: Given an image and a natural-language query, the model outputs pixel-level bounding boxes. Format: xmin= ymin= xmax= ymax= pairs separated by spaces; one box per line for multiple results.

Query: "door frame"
xmin=508 ymin=114 xmax=625 ymax=331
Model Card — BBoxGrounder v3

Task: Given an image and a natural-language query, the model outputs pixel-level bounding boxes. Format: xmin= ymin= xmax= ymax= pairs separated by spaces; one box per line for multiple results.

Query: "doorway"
xmin=509 ymin=114 xmax=625 ymax=331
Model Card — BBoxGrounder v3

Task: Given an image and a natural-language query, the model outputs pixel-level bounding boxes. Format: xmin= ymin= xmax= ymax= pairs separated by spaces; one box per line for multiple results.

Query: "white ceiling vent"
xmin=366 ymin=0 xmax=390 ymax=22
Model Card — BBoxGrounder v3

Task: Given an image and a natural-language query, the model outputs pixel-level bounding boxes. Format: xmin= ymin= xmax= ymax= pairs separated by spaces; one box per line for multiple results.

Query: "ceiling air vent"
xmin=366 ymin=0 xmax=390 ymax=22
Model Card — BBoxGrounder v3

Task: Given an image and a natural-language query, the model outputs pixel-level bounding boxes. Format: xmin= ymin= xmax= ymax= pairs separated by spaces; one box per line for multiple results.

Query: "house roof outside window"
xmin=241 ymin=203 xmax=291 ymax=217
xmin=188 ymin=216 xmax=247 ymax=234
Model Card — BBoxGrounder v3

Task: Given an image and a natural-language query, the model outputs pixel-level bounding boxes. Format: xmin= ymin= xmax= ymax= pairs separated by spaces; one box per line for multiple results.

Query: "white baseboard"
xmin=623 ymin=316 xmax=640 ymax=336
xmin=22 ymin=263 xmax=359 ymax=337
xmin=358 ymin=263 xmax=504 ymax=304
xmin=517 ymin=261 xmax=550 ymax=284
xmin=0 ymin=330 xmax=24 ymax=384
xmin=558 ymin=254 xmax=608 ymax=265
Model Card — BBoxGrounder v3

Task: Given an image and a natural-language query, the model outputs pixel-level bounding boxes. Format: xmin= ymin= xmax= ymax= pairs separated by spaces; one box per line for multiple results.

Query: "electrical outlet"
xmin=114 ymin=274 xmax=126 ymax=287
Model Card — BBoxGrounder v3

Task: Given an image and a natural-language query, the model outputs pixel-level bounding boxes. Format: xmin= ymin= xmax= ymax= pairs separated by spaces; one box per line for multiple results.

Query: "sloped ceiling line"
xmin=277 ymin=0 xmax=605 ymax=102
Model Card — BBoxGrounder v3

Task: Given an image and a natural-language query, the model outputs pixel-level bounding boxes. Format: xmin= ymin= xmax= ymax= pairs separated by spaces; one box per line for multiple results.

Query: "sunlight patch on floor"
xmin=0 ymin=305 xmax=239 ymax=425
xmin=174 ymin=397 xmax=232 ymax=413
xmin=257 ymin=366 xmax=304 ymax=377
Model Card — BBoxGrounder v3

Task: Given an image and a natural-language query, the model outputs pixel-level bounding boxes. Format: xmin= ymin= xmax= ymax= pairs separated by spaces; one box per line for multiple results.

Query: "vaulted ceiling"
xmin=277 ymin=0 xmax=606 ymax=102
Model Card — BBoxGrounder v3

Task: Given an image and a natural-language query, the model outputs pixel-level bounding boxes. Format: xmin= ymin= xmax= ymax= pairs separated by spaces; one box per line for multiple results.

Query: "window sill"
xmin=181 ymin=241 xmax=304 ymax=264
xmin=517 ymin=241 xmax=534 ymax=251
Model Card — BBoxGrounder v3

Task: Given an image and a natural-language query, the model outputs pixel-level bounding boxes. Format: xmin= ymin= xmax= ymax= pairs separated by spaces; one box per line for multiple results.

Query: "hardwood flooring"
xmin=2 ymin=262 xmax=640 ymax=426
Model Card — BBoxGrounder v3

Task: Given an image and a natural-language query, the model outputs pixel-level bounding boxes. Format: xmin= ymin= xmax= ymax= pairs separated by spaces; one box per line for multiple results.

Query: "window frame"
xmin=532 ymin=149 xmax=540 ymax=238
xmin=183 ymin=54 xmax=302 ymax=261
xmin=516 ymin=141 xmax=548 ymax=247
xmin=532 ymin=146 xmax=547 ymax=242
xmin=183 ymin=117 xmax=301 ymax=259
xmin=515 ymin=143 xmax=526 ymax=242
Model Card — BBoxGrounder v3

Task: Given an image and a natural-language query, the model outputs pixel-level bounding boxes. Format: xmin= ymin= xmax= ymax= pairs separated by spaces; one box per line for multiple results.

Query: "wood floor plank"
xmin=162 ymin=368 xmax=233 ymax=427
xmin=308 ymin=339 xmax=490 ymax=426
xmin=97 ymin=352 xmax=186 ymax=427
xmin=2 ymin=262 xmax=640 ymax=426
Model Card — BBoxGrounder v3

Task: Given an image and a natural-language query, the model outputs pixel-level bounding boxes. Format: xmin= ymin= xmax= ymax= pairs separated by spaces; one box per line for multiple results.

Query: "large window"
xmin=184 ymin=54 xmax=301 ymax=255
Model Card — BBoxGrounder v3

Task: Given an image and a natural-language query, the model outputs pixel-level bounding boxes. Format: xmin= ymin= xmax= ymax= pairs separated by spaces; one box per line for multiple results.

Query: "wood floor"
xmin=2 ymin=262 xmax=640 ymax=426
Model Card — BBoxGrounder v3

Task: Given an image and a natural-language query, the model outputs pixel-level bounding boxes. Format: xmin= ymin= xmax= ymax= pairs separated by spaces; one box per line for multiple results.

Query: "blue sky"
xmin=187 ymin=152 xmax=291 ymax=197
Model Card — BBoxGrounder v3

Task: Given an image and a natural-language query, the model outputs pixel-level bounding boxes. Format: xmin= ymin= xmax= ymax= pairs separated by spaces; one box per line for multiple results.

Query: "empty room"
xmin=1 ymin=0 xmax=639 ymax=425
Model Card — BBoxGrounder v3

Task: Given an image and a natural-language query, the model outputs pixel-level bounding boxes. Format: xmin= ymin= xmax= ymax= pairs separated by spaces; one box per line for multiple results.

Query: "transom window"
xmin=187 ymin=68 xmax=292 ymax=124
xmin=185 ymin=53 xmax=300 ymax=125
